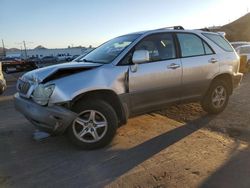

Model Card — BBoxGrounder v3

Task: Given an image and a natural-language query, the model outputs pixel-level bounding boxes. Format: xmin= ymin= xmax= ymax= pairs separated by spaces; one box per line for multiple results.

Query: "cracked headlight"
xmin=32 ymin=84 xmax=55 ymax=106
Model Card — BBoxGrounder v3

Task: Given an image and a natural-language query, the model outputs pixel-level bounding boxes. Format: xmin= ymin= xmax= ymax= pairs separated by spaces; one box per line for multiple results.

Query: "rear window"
xmin=203 ymin=33 xmax=234 ymax=52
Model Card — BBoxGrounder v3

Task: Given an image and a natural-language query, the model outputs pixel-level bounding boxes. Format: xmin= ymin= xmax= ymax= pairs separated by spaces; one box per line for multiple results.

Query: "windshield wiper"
xmin=81 ymin=59 xmax=95 ymax=63
xmin=79 ymin=59 xmax=106 ymax=64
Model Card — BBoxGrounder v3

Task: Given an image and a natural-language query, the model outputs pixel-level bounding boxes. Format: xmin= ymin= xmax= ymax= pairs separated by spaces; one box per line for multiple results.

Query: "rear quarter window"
xmin=203 ymin=33 xmax=234 ymax=52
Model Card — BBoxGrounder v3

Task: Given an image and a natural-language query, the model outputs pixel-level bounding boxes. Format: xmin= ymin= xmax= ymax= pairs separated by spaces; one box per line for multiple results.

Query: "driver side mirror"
xmin=132 ymin=50 xmax=150 ymax=64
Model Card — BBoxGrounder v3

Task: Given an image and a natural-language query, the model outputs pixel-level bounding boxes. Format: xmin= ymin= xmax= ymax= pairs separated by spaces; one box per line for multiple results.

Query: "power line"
xmin=1 ymin=39 xmax=6 ymax=57
xmin=23 ymin=41 xmax=27 ymax=59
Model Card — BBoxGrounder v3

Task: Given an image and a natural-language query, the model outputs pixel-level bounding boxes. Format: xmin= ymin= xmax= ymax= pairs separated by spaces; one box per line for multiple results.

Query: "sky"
xmin=0 ymin=0 xmax=250 ymax=49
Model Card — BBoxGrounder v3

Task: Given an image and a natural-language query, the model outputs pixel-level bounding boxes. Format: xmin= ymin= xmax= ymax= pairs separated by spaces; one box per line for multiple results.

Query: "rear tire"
xmin=201 ymin=79 xmax=229 ymax=114
xmin=68 ymin=100 xmax=118 ymax=150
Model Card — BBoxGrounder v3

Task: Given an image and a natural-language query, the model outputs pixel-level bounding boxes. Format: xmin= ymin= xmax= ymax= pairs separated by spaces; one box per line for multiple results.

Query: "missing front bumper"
xmin=14 ymin=93 xmax=77 ymax=134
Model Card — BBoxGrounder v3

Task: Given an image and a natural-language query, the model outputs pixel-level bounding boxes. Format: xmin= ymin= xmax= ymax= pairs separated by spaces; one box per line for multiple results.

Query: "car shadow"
xmin=200 ymin=143 xmax=250 ymax=188
xmin=90 ymin=114 xmax=214 ymax=187
xmin=0 ymin=114 xmax=214 ymax=187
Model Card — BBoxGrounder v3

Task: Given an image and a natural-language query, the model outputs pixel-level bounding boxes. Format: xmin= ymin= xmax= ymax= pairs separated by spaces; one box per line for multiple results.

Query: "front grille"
xmin=18 ymin=80 xmax=31 ymax=95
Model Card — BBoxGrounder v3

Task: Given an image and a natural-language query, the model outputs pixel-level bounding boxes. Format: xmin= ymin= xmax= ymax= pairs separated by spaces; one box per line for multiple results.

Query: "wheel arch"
xmin=209 ymin=73 xmax=233 ymax=95
xmin=71 ymin=89 xmax=128 ymax=126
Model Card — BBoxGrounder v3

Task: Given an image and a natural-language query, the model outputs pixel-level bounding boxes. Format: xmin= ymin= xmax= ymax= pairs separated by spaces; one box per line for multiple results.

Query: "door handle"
xmin=167 ymin=63 xmax=180 ymax=69
xmin=209 ymin=58 xmax=218 ymax=64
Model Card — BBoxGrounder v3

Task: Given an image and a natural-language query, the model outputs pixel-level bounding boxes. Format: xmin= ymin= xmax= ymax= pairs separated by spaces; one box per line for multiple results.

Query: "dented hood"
xmin=22 ymin=62 xmax=102 ymax=83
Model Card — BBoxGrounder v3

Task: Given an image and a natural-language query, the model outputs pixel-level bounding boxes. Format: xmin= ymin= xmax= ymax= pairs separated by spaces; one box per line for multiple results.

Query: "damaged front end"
xmin=17 ymin=62 xmax=102 ymax=103
xmin=15 ymin=62 xmax=103 ymax=133
xmin=15 ymin=61 xmax=129 ymax=133
xmin=14 ymin=93 xmax=77 ymax=134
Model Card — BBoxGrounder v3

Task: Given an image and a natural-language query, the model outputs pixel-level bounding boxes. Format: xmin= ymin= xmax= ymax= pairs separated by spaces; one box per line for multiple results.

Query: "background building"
xmin=5 ymin=46 xmax=93 ymax=59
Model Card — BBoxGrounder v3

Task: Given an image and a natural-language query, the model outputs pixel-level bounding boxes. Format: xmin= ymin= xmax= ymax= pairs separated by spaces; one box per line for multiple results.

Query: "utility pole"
xmin=1 ymin=39 xmax=6 ymax=57
xmin=23 ymin=40 xmax=27 ymax=59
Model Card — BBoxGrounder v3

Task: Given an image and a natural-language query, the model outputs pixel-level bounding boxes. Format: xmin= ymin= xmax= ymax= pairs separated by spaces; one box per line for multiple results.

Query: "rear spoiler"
xmin=199 ymin=28 xmax=226 ymax=37
xmin=217 ymin=32 xmax=226 ymax=37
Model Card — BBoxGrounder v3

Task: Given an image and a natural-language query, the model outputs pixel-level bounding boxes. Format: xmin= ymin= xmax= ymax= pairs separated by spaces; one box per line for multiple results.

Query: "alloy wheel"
xmin=211 ymin=86 xmax=227 ymax=109
xmin=72 ymin=110 xmax=108 ymax=143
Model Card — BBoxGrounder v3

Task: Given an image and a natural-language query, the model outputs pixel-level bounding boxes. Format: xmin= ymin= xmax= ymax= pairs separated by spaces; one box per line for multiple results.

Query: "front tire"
xmin=68 ymin=100 xmax=118 ymax=150
xmin=201 ymin=80 xmax=229 ymax=114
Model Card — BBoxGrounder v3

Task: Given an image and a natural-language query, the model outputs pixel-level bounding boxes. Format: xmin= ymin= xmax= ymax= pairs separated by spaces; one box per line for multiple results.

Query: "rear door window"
xmin=177 ymin=33 xmax=213 ymax=57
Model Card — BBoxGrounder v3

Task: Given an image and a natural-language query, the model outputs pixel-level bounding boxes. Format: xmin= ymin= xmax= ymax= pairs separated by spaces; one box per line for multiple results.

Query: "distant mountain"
xmin=34 ymin=45 xmax=47 ymax=49
xmin=8 ymin=48 xmax=20 ymax=52
xmin=0 ymin=47 xmax=20 ymax=52
xmin=217 ymin=13 xmax=250 ymax=42
xmin=0 ymin=47 xmax=20 ymax=57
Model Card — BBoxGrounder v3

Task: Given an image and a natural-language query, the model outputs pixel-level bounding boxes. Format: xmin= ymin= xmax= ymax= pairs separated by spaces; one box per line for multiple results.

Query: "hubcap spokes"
xmin=212 ymin=86 xmax=226 ymax=108
xmin=73 ymin=110 xmax=108 ymax=143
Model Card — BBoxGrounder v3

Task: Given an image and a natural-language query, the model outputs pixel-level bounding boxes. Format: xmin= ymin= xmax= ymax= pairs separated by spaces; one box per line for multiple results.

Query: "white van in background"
xmin=236 ymin=45 xmax=250 ymax=65
xmin=57 ymin=54 xmax=73 ymax=62
xmin=231 ymin=41 xmax=250 ymax=49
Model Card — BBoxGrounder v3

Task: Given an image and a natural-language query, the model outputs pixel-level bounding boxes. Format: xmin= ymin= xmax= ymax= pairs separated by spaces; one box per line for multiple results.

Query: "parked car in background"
xmin=23 ymin=57 xmax=39 ymax=70
xmin=71 ymin=50 xmax=94 ymax=62
xmin=231 ymin=41 xmax=250 ymax=49
xmin=72 ymin=54 xmax=85 ymax=62
xmin=40 ymin=56 xmax=58 ymax=65
xmin=1 ymin=57 xmax=21 ymax=73
xmin=236 ymin=45 xmax=250 ymax=65
xmin=1 ymin=57 xmax=37 ymax=73
xmin=70 ymin=55 xmax=80 ymax=61
xmin=41 ymin=56 xmax=58 ymax=63
xmin=15 ymin=27 xmax=243 ymax=149
xmin=57 ymin=54 xmax=73 ymax=62
xmin=0 ymin=62 xmax=6 ymax=94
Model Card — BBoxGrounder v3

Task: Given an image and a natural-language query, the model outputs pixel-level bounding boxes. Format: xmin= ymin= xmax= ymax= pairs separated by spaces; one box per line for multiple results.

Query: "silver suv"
xmin=14 ymin=27 xmax=243 ymax=149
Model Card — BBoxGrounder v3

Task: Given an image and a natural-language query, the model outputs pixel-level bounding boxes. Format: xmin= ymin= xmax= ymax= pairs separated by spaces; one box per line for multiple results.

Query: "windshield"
xmin=78 ymin=34 xmax=141 ymax=64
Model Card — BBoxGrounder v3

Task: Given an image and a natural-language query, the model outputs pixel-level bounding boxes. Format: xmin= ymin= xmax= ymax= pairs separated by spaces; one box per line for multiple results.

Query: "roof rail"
xmin=199 ymin=28 xmax=211 ymax=32
xmin=158 ymin=26 xmax=185 ymax=30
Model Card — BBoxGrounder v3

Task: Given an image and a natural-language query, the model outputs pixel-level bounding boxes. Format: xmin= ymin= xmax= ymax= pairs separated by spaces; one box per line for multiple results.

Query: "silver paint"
xmin=15 ymin=28 xmax=243 ymax=131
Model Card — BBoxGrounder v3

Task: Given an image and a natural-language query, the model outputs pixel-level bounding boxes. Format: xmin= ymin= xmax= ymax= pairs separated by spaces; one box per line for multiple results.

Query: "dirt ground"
xmin=0 ymin=72 xmax=250 ymax=188
xmin=159 ymin=73 xmax=250 ymax=143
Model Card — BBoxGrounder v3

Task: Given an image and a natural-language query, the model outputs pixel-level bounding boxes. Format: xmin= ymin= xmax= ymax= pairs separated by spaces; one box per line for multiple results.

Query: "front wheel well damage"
xmin=71 ymin=90 xmax=127 ymax=126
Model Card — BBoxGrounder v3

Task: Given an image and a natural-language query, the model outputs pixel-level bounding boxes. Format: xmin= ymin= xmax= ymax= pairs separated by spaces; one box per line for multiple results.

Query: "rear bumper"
xmin=232 ymin=72 xmax=243 ymax=89
xmin=14 ymin=93 xmax=76 ymax=134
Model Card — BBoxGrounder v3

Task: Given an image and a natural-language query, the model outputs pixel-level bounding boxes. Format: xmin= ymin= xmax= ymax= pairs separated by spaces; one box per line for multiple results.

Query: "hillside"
xmin=0 ymin=47 xmax=19 ymax=53
xmin=219 ymin=13 xmax=250 ymax=42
